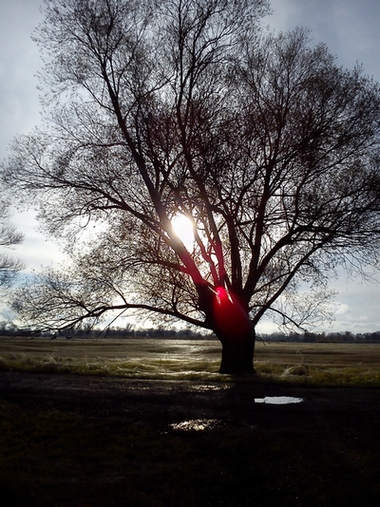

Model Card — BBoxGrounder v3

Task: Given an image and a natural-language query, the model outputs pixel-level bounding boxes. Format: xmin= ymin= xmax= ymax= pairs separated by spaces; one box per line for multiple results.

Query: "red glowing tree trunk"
xmin=212 ymin=287 xmax=256 ymax=374
xmin=185 ymin=253 xmax=256 ymax=374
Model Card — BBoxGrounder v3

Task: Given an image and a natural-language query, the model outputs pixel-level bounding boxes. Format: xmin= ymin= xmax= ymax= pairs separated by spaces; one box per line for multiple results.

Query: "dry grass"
xmin=0 ymin=337 xmax=380 ymax=386
xmin=255 ymin=341 xmax=380 ymax=387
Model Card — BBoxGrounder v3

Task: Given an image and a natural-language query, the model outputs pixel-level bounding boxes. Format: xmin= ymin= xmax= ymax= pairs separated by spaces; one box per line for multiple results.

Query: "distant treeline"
xmin=0 ymin=322 xmax=211 ymax=340
xmin=258 ymin=330 xmax=380 ymax=344
xmin=1 ymin=321 xmax=380 ymax=343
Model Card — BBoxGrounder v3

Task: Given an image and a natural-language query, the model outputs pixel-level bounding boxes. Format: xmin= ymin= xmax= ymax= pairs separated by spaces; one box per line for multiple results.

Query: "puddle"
xmin=170 ymin=397 xmax=304 ymax=431
xmin=170 ymin=419 xmax=221 ymax=431
xmin=255 ymin=396 xmax=303 ymax=405
xmin=190 ymin=384 xmax=227 ymax=392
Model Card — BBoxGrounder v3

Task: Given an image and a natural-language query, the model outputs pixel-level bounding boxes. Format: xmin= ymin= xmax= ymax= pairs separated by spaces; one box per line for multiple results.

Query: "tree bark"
xmin=196 ymin=284 xmax=256 ymax=374
xmin=210 ymin=286 xmax=256 ymax=374
xmin=218 ymin=327 xmax=256 ymax=374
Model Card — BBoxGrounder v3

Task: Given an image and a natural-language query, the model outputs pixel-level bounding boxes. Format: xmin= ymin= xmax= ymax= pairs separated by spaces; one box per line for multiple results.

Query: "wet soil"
xmin=1 ymin=371 xmax=380 ymax=507
xmin=1 ymin=371 xmax=379 ymax=430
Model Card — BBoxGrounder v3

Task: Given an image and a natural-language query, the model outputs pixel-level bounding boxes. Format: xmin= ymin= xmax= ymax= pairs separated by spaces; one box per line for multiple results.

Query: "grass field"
xmin=1 ymin=337 xmax=380 ymax=386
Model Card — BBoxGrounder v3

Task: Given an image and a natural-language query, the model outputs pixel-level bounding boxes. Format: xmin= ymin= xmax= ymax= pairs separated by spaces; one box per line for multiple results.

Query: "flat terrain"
xmin=1 ymin=338 xmax=380 ymax=385
xmin=1 ymin=339 xmax=380 ymax=506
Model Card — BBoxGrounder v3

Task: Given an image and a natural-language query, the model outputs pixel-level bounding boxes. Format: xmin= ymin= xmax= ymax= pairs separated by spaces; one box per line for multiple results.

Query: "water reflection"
xmin=255 ymin=396 xmax=303 ymax=405
xmin=170 ymin=397 xmax=303 ymax=431
xmin=190 ymin=384 xmax=228 ymax=392
xmin=170 ymin=419 xmax=221 ymax=431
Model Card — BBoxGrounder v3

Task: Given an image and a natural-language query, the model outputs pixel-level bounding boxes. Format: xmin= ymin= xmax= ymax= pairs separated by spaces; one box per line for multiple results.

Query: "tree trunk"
xmin=197 ymin=284 xmax=256 ymax=374
xmin=211 ymin=286 xmax=256 ymax=374
xmin=218 ymin=327 xmax=256 ymax=374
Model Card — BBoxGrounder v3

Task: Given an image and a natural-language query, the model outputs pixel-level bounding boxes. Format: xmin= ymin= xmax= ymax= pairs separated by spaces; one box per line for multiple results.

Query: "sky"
xmin=0 ymin=0 xmax=379 ymax=333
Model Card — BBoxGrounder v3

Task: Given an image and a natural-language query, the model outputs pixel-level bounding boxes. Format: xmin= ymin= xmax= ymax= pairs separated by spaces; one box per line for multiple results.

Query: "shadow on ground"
xmin=0 ymin=372 xmax=379 ymax=507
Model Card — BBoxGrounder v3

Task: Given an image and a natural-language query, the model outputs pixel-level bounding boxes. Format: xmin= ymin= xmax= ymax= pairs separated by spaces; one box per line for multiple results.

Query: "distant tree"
xmin=0 ymin=320 xmax=19 ymax=336
xmin=3 ymin=0 xmax=380 ymax=373
xmin=0 ymin=201 xmax=23 ymax=292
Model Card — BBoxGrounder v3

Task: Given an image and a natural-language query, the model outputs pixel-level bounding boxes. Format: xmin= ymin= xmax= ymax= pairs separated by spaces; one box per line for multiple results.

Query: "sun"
xmin=171 ymin=213 xmax=195 ymax=250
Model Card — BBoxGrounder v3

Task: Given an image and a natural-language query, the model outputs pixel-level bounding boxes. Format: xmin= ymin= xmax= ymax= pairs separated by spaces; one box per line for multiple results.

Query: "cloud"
xmin=267 ymin=0 xmax=380 ymax=81
xmin=10 ymin=210 xmax=67 ymax=272
xmin=0 ymin=0 xmax=43 ymax=157
xmin=333 ymin=303 xmax=350 ymax=316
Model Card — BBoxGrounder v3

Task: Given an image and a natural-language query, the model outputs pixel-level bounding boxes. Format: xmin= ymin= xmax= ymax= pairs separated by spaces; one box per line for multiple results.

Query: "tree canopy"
xmin=2 ymin=0 xmax=380 ymax=368
xmin=0 ymin=201 xmax=23 ymax=293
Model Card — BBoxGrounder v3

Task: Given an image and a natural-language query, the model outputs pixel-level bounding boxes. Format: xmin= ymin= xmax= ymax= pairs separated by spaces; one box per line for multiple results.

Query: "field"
xmin=1 ymin=337 xmax=380 ymax=386
xmin=1 ymin=338 xmax=380 ymax=506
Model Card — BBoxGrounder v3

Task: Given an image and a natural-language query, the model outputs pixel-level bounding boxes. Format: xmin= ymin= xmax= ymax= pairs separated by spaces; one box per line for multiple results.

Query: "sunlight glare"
xmin=171 ymin=214 xmax=195 ymax=250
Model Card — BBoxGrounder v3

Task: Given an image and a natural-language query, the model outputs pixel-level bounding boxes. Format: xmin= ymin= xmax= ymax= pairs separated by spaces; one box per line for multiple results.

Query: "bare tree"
xmin=3 ymin=0 xmax=380 ymax=373
xmin=0 ymin=201 xmax=23 ymax=291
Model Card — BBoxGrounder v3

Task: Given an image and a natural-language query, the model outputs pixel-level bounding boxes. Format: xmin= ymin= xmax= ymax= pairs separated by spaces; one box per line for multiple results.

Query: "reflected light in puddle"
xmin=170 ymin=396 xmax=304 ymax=431
xmin=170 ymin=419 xmax=221 ymax=431
xmin=255 ymin=396 xmax=303 ymax=405
xmin=190 ymin=385 xmax=228 ymax=392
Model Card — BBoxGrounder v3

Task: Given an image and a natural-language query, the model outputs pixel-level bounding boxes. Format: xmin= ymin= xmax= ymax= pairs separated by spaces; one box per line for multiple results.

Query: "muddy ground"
xmin=1 ymin=371 xmax=380 ymax=506
xmin=1 ymin=371 xmax=380 ymax=431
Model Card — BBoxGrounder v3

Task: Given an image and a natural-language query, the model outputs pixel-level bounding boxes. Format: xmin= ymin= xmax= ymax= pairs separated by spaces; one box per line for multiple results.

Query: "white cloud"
xmin=10 ymin=210 xmax=67 ymax=272
xmin=267 ymin=0 xmax=380 ymax=81
xmin=333 ymin=302 xmax=351 ymax=316
xmin=0 ymin=0 xmax=43 ymax=157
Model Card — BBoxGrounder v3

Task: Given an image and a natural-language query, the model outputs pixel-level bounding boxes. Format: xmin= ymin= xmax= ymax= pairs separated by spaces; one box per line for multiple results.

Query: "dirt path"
xmin=1 ymin=371 xmax=379 ymax=432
